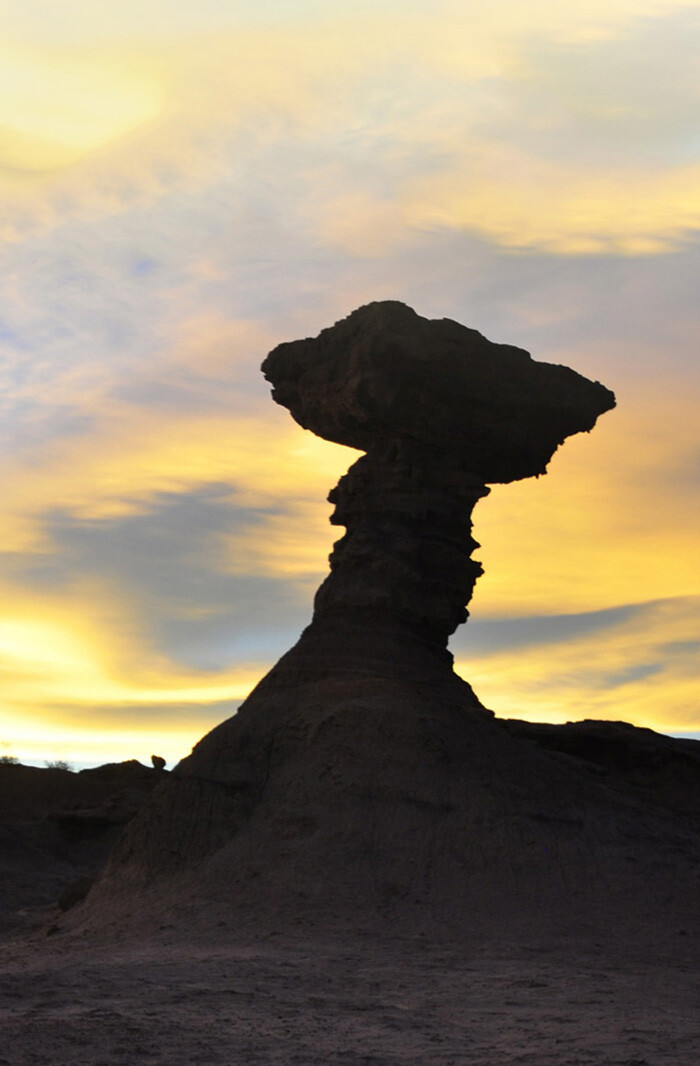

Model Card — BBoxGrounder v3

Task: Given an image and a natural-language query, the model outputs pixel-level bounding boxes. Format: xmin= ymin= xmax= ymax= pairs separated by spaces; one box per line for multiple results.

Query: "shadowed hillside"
xmin=0 ymin=760 xmax=165 ymax=939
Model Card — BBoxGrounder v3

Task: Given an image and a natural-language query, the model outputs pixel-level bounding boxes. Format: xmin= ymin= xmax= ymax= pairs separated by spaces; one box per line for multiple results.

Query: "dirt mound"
xmin=78 ymin=679 xmax=698 ymax=942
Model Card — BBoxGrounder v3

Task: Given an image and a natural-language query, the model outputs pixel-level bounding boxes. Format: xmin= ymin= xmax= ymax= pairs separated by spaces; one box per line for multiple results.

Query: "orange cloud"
xmin=0 ymin=323 xmax=353 ymax=765
xmin=1 ymin=401 xmax=347 ymax=546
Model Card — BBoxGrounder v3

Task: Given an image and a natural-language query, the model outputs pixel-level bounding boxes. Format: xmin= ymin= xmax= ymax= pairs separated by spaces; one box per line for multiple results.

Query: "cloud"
xmin=455 ymin=603 xmax=642 ymax=657
xmin=391 ymin=5 xmax=700 ymax=255
xmin=403 ymin=157 xmax=700 ymax=256
xmin=3 ymin=0 xmax=700 ymax=254
xmin=0 ymin=559 xmax=271 ymax=769
xmin=0 ymin=328 xmax=349 ymax=759
xmin=455 ymin=596 xmax=700 ymax=733
xmin=32 ymin=485 xmax=320 ymax=665
xmin=0 ymin=405 xmax=352 ymax=628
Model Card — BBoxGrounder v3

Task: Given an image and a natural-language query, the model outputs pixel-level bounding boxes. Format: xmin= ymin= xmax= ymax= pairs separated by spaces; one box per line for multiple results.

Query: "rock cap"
xmin=263 ymin=301 xmax=615 ymax=482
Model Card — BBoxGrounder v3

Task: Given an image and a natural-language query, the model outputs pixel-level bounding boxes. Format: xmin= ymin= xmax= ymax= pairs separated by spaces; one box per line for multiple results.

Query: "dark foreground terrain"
xmin=0 ymin=759 xmax=164 ymax=940
xmin=0 ymin=723 xmax=698 ymax=1066
xmin=1 ymin=920 xmax=697 ymax=1066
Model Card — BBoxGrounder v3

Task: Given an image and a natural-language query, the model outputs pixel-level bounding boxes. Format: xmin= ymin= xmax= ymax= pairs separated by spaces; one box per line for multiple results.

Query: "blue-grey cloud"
xmin=45 ymin=698 xmax=242 ymax=730
xmin=452 ymin=602 xmax=642 ymax=659
xmin=20 ymin=485 xmax=315 ymax=671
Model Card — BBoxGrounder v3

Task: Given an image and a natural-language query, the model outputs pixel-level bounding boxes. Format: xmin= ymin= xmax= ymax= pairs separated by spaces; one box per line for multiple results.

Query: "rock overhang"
xmin=262 ymin=301 xmax=616 ymax=483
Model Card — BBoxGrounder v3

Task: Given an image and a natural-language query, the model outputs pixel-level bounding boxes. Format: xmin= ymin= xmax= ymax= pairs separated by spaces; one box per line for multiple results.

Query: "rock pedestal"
xmin=81 ymin=303 xmax=683 ymax=942
xmin=314 ymin=442 xmax=489 ymax=656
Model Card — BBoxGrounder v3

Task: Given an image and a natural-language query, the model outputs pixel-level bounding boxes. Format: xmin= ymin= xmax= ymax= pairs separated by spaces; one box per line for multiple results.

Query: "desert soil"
xmin=0 ymin=927 xmax=697 ymax=1065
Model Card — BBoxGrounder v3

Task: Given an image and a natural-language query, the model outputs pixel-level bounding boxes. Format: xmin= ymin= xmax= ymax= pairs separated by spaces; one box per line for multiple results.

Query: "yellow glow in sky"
xmin=0 ymin=45 xmax=161 ymax=172
xmin=472 ymin=389 xmax=700 ymax=616
xmin=2 ymin=1 xmax=700 ymax=250
xmin=404 ymin=160 xmax=700 ymax=256
xmin=0 ymin=603 xmax=263 ymax=767
xmin=456 ymin=595 xmax=700 ymax=734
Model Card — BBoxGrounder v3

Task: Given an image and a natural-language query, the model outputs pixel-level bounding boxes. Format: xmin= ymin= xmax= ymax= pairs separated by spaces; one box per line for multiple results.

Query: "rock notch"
xmin=74 ymin=305 xmax=696 ymax=939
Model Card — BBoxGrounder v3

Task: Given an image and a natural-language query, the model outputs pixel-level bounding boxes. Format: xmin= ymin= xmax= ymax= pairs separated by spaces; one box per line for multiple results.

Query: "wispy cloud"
xmin=2 ymin=1 xmax=700 ymax=251
xmin=456 ymin=596 xmax=700 ymax=732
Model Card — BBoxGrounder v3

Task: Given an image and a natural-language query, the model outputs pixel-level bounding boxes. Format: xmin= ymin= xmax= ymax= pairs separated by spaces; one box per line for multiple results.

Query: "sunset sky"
xmin=2 ymin=0 xmax=699 ymax=767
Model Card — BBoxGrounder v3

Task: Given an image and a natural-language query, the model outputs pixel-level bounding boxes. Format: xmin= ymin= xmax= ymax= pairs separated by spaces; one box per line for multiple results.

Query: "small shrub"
xmin=45 ymin=759 xmax=74 ymax=772
xmin=0 ymin=754 xmax=19 ymax=765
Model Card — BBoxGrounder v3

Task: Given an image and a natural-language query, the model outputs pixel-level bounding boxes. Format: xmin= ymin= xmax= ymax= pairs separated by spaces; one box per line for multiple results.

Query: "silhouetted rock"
xmin=76 ymin=305 xmax=696 ymax=942
xmin=502 ymin=718 xmax=700 ymax=818
xmin=263 ymin=302 xmax=614 ymax=657
xmin=263 ymin=301 xmax=614 ymax=482
xmin=0 ymin=760 xmax=163 ymax=938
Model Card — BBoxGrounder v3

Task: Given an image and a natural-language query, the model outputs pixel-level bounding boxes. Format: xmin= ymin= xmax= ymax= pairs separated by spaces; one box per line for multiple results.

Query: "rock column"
xmin=313 ymin=439 xmax=490 ymax=654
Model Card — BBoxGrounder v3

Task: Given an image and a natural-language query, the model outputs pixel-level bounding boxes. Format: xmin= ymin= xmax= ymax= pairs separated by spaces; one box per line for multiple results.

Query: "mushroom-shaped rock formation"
xmin=263 ymin=301 xmax=613 ymax=482
xmin=82 ymin=304 xmax=700 ymax=943
xmin=261 ymin=302 xmax=614 ymax=661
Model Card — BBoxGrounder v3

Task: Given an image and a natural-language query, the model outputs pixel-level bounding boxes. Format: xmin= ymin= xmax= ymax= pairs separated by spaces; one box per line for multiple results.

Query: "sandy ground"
xmin=1 ymin=927 xmax=697 ymax=1065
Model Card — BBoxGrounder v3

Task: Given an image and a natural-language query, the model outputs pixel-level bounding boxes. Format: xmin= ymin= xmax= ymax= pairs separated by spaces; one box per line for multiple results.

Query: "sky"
xmin=1 ymin=0 xmax=699 ymax=768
